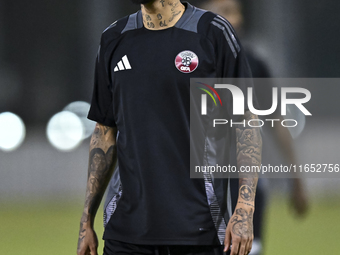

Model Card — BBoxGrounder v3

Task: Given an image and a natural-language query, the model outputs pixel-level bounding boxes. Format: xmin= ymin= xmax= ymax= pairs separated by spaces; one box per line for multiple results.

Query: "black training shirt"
xmin=88 ymin=2 xmax=252 ymax=245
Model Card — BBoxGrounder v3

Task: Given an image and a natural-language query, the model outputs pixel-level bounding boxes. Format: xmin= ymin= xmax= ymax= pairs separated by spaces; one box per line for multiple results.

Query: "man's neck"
xmin=141 ymin=0 xmax=185 ymax=30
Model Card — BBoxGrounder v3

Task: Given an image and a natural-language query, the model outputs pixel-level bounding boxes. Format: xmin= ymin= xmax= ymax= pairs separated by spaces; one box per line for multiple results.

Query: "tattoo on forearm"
xmin=77 ymin=212 xmax=88 ymax=249
xmin=238 ymin=201 xmax=255 ymax=208
xmin=230 ymin=208 xmax=253 ymax=237
xmin=78 ymin=124 xmax=117 ymax=251
xmin=239 ymin=185 xmax=255 ymax=201
xmin=236 ymin=112 xmax=262 ymax=202
xmin=85 ymin=145 xmax=116 ymax=215
xmin=157 ymin=13 xmax=162 ymax=20
xmin=160 ymin=0 xmax=165 ymax=7
xmin=236 ymin=128 xmax=261 ymax=167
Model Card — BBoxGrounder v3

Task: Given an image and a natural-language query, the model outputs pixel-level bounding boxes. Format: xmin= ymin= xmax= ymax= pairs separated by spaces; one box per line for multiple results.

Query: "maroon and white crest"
xmin=175 ymin=50 xmax=199 ymax=73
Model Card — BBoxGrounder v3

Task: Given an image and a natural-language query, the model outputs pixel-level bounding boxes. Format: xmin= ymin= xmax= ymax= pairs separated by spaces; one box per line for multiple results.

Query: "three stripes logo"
xmin=114 ymin=55 xmax=132 ymax=72
xmin=211 ymin=15 xmax=240 ymax=59
xmin=197 ymin=82 xmax=222 ymax=115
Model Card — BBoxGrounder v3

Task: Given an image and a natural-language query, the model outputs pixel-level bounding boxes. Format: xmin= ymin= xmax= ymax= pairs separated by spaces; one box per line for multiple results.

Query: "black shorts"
xmin=103 ymin=240 xmax=228 ymax=255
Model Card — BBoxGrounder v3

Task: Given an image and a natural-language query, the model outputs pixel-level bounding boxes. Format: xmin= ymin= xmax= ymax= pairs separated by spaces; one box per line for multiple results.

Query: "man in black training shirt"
xmin=77 ymin=1 xmax=261 ymax=255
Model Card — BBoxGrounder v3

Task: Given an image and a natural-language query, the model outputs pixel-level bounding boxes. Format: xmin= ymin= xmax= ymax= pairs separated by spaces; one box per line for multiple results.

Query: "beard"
xmin=129 ymin=0 xmax=155 ymax=4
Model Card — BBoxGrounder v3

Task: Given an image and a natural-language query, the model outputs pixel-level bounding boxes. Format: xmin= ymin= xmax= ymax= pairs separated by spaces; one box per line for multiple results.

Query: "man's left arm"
xmin=224 ymin=111 xmax=262 ymax=255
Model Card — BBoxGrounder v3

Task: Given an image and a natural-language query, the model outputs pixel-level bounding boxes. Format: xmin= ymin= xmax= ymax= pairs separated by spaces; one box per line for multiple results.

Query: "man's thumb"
xmin=90 ymin=245 xmax=98 ymax=255
xmin=224 ymin=230 xmax=231 ymax=252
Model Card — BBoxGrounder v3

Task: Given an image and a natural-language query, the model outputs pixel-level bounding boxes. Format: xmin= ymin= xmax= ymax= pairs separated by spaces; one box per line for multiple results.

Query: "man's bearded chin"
xmin=129 ymin=0 xmax=154 ymax=4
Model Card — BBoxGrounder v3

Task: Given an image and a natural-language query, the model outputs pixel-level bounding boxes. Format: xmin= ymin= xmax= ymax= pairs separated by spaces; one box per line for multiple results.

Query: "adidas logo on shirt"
xmin=114 ymin=55 xmax=132 ymax=72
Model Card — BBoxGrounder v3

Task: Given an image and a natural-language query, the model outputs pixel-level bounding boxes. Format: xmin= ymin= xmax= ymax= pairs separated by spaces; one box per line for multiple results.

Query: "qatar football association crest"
xmin=175 ymin=50 xmax=199 ymax=73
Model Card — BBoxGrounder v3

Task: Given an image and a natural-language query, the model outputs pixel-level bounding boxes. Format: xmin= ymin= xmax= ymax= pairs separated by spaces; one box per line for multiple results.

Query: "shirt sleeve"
xmin=210 ymin=15 xmax=258 ymax=117
xmin=87 ymin=36 xmax=116 ymax=127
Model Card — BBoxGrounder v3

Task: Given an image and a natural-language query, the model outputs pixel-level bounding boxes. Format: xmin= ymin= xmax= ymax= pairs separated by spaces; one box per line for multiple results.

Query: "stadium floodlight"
xmin=63 ymin=101 xmax=95 ymax=140
xmin=0 ymin=112 xmax=26 ymax=152
xmin=46 ymin=111 xmax=84 ymax=151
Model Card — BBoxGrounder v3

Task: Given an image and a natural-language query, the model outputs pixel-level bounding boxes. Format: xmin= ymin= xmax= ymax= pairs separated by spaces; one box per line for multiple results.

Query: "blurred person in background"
xmin=200 ymin=0 xmax=309 ymax=254
xmin=77 ymin=0 xmax=262 ymax=255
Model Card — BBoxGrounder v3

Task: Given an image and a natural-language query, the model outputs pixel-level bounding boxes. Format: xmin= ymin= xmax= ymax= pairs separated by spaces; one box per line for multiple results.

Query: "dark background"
xmin=1 ymin=0 xmax=339 ymax=128
xmin=0 ymin=0 xmax=339 ymax=202
xmin=0 ymin=1 xmax=340 ymax=254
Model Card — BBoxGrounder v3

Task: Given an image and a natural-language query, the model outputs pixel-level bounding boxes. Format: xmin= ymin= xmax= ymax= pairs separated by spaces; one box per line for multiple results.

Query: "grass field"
xmin=0 ymin=200 xmax=105 ymax=255
xmin=0 ymin=197 xmax=339 ymax=255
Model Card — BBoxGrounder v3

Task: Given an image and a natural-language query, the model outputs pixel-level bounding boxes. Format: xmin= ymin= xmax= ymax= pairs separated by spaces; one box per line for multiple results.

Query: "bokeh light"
xmin=63 ymin=101 xmax=95 ymax=139
xmin=0 ymin=112 xmax=26 ymax=152
xmin=46 ymin=111 xmax=84 ymax=151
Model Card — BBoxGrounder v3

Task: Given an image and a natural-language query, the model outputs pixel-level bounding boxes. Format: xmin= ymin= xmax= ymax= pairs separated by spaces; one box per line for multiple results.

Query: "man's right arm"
xmin=271 ymin=115 xmax=308 ymax=216
xmin=77 ymin=123 xmax=118 ymax=255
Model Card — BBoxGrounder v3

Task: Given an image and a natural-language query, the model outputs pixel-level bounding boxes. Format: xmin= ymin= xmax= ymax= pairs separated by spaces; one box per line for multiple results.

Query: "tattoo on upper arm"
xmin=105 ymin=145 xmax=115 ymax=164
xmin=91 ymin=124 xmax=114 ymax=145
xmin=90 ymin=125 xmax=100 ymax=146
xmin=103 ymin=126 xmax=110 ymax=135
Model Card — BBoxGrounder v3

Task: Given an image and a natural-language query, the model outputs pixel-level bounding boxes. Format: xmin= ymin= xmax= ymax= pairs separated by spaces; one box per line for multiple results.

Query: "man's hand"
xmin=290 ymin=179 xmax=308 ymax=217
xmin=224 ymin=206 xmax=254 ymax=255
xmin=77 ymin=221 xmax=98 ymax=255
